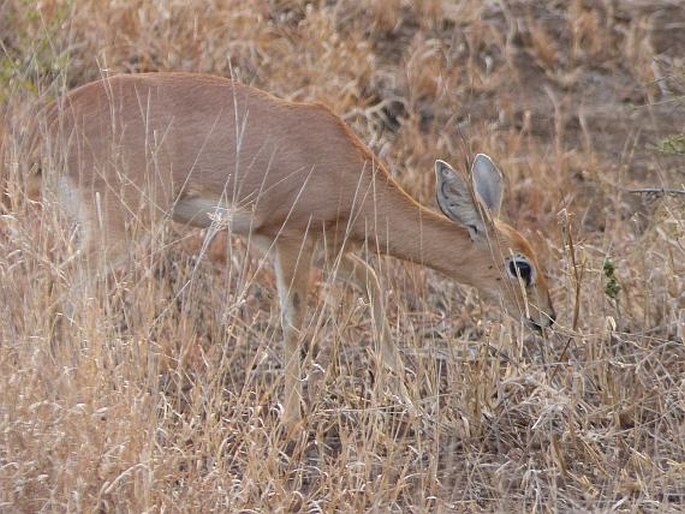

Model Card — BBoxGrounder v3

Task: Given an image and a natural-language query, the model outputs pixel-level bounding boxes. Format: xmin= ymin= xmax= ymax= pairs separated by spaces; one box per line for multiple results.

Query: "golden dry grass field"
xmin=1 ymin=0 xmax=684 ymax=511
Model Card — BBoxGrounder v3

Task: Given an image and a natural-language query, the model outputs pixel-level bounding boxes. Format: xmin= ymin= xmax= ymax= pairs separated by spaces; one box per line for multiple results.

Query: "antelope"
xmin=31 ymin=73 xmax=555 ymax=426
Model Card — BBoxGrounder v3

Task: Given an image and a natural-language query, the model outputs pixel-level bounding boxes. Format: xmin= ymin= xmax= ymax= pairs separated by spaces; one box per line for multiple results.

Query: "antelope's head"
xmin=435 ymin=154 xmax=556 ymax=330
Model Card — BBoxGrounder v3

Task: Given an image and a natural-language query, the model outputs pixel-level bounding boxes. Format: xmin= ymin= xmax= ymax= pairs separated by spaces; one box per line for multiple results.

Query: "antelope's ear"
xmin=435 ymin=159 xmax=489 ymax=240
xmin=471 ymin=153 xmax=504 ymax=218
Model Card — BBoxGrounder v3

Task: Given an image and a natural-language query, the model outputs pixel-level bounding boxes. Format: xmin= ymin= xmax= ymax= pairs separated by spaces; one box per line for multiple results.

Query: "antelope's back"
xmin=40 ymin=73 xmax=373 ymax=232
xmin=44 ymin=74 xmax=250 ymax=199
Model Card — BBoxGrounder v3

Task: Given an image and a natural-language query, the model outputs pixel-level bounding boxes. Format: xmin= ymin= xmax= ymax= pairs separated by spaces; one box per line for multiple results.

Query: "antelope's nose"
xmin=548 ymin=307 xmax=557 ymax=326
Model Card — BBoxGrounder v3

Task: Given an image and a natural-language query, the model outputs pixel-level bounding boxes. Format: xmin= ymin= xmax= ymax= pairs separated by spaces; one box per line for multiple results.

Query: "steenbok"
xmin=30 ymin=73 xmax=555 ymax=426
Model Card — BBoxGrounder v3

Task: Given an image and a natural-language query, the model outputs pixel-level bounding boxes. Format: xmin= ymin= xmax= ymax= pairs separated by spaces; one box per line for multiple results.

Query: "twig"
xmin=562 ymin=211 xmax=582 ymax=333
xmin=549 ymin=210 xmax=583 ymax=383
xmin=625 ymin=188 xmax=685 ymax=196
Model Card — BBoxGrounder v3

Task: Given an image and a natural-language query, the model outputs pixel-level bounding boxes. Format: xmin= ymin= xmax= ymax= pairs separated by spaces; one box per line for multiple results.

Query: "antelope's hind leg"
xmin=56 ymin=180 xmax=132 ymax=324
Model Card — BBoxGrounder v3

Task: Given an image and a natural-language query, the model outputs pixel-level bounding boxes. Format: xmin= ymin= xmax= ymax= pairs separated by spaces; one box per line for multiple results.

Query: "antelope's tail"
xmin=1 ymin=104 xmax=48 ymax=213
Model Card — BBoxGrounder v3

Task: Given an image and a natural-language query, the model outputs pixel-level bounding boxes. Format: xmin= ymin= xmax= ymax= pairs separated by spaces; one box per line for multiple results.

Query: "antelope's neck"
xmin=353 ymin=175 xmax=490 ymax=289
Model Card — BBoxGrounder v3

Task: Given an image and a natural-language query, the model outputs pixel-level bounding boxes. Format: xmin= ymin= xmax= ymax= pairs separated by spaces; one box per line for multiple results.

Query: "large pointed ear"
xmin=471 ymin=153 xmax=504 ymax=217
xmin=435 ymin=159 xmax=489 ymax=240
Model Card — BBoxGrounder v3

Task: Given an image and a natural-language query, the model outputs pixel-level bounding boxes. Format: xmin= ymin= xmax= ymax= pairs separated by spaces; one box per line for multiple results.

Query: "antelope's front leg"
xmin=331 ymin=253 xmax=415 ymax=415
xmin=334 ymin=253 xmax=403 ymax=375
xmin=274 ymin=238 xmax=314 ymax=428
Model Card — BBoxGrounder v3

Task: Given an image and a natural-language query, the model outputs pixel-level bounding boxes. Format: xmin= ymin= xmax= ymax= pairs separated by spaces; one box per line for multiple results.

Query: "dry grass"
xmin=1 ymin=0 xmax=684 ymax=511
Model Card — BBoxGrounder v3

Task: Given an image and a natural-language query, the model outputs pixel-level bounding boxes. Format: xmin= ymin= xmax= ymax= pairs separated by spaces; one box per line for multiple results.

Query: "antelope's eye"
xmin=507 ymin=258 xmax=533 ymax=286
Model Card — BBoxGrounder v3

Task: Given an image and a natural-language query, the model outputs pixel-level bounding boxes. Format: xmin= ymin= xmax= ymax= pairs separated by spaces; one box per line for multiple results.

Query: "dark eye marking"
xmin=507 ymin=257 xmax=533 ymax=286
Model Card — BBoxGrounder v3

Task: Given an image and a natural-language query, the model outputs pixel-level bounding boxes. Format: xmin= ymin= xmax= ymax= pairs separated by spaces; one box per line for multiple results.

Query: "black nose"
xmin=548 ymin=308 xmax=557 ymax=326
xmin=527 ymin=310 xmax=556 ymax=332
xmin=527 ymin=317 xmax=544 ymax=332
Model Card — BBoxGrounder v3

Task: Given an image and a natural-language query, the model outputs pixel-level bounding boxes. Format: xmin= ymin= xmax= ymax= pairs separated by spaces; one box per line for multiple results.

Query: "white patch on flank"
xmin=172 ymin=196 xmax=257 ymax=234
